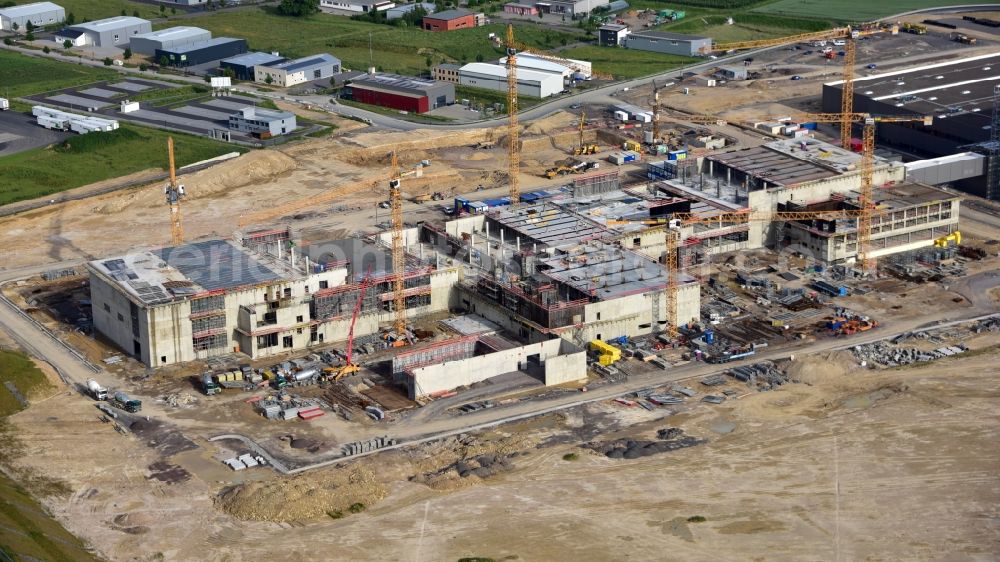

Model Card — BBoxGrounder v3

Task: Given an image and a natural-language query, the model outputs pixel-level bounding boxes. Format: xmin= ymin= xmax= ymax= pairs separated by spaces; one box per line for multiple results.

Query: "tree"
xmin=171 ymin=7 xmax=177 ymax=15
xmin=122 ymin=47 xmax=132 ymax=60
xmin=475 ymin=53 xmax=484 ymax=62
xmin=11 ymin=22 xmax=18 ymax=36
xmin=159 ymin=4 xmax=166 ymax=14
xmin=425 ymin=56 xmax=432 ymax=68
xmin=103 ymin=57 xmax=113 ymax=66
xmin=537 ymin=10 xmax=543 ymax=19
xmin=133 ymin=10 xmax=140 ymax=17
xmin=223 ymin=68 xmax=236 ymax=80
xmin=203 ymin=74 xmax=211 ymax=83
xmin=158 ymin=54 xmax=169 ymax=67
xmin=2 ymin=38 xmax=11 ymax=46
xmin=264 ymin=74 xmax=273 ymax=84
xmin=139 ymin=63 xmax=148 ymax=71
xmin=63 ymin=39 xmax=72 ymax=49
xmin=276 ymin=0 xmax=319 ymax=17
xmin=121 ymin=8 xmax=127 ymax=16
xmin=66 ymin=12 xmax=75 ymax=25
xmin=25 ymin=30 xmax=34 ymax=41
xmin=25 ymin=21 xmax=34 ymax=32
xmin=43 ymin=45 xmax=50 ymax=53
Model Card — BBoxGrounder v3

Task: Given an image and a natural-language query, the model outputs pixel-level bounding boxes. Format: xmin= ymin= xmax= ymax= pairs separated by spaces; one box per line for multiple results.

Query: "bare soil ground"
xmin=6 ymin=334 xmax=999 ymax=561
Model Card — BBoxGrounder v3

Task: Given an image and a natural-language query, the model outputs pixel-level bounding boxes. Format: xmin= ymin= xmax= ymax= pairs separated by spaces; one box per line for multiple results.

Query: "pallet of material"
xmin=299 ymin=408 xmax=325 ymax=420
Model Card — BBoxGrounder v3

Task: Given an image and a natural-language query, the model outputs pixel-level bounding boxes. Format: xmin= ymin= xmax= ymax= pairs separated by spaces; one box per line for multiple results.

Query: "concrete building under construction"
xmin=643 ymin=137 xmax=960 ymax=266
xmin=87 ymin=229 xmax=458 ymax=367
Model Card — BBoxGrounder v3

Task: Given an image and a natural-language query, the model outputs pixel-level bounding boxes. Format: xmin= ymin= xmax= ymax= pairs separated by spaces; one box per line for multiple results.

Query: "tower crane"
xmin=497 ymin=25 xmax=614 ymax=204
xmin=607 ymin=206 xmax=892 ymax=337
xmin=666 ymin=111 xmax=931 ymax=272
xmin=164 ymin=137 xmax=185 ymax=246
xmin=501 ymin=24 xmax=521 ymax=207
xmin=698 ymin=23 xmax=897 ymax=149
xmin=387 ymin=152 xmax=408 ymax=341
xmin=237 ymin=156 xmax=410 ymax=228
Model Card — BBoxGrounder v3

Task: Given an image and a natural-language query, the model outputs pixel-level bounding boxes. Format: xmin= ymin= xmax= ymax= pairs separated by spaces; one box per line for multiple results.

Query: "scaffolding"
xmin=391 ymin=335 xmax=478 ymax=375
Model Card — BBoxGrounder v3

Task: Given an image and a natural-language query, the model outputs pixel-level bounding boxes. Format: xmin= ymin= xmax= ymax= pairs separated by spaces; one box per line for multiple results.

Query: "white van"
xmin=832 ymin=39 xmax=846 ymax=46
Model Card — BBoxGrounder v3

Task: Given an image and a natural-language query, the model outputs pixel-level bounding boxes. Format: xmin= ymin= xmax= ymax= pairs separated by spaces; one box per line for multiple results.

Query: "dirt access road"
xmin=7 ymin=336 xmax=999 ymax=561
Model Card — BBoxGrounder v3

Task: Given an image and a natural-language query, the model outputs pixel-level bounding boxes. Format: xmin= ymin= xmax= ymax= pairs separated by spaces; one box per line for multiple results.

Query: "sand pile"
xmin=217 ymin=466 xmax=386 ymax=522
xmin=185 ymin=150 xmax=297 ymax=198
xmin=785 ymin=350 xmax=856 ymax=384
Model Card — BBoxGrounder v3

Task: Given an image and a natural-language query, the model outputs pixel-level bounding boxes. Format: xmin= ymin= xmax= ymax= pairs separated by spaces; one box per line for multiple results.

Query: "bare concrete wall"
xmin=408 ymin=338 xmax=585 ymax=398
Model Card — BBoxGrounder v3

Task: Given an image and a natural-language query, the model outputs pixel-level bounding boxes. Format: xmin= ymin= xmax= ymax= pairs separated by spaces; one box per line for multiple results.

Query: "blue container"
xmin=704 ymin=330 xmax=715 ymax=344
xmin=800 ymin=122 xmax=817 ymax=130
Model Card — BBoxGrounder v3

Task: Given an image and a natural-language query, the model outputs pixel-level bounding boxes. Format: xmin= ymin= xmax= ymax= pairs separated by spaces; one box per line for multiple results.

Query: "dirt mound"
xmin=186 ymin=150 xmax=297 ymax=198
xmin=217 ymin=466 xmax=386 ymax=522
xmin=785 ymin=350 xmax=856 ymax=384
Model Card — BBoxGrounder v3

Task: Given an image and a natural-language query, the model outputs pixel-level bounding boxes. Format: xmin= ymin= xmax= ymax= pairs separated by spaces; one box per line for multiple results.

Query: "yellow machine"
xmin=934 ymin=231 xmax=961 ymax=248
xmin=623 ymin=140 xmax=642 ymax=152
xmin=574 ymin=144 xmax=600 ymax=155
xmin=589 ymin=340 xmax=622 ymax=366
xmin=544 ymin=165 xmax=575 ymax=178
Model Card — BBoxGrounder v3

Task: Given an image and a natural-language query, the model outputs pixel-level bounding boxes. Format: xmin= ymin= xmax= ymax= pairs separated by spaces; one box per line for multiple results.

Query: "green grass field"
xmin=559 ymin=45 xmax=697 ymax=79
xmin=172 ymin=10 xmax=583 ymax=76
xmin=0 ymin=50 xmax=117 ymax=99
xmin=752 ymin=0 xmax=979 ymax=22
xmin=0 ymin=350 xmax=51 ymax=417
xmin=10 ymin=0 xmax=164 ymax=22
xmin=0 ymin=124 xmax=242 ymax=206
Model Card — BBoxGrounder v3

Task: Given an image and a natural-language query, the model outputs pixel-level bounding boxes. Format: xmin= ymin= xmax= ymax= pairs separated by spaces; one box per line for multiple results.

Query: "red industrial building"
xmin=422 ymin=8 xmax=476 ymax=31
xmin=344 ymin=73 xmax=455 ymax=114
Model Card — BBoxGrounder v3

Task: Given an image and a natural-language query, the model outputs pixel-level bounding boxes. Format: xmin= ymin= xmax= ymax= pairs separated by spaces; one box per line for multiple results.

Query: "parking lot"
xmin=25 ymin=78 xmax=264 ymax=140
xmin=0 ymin=108 xmax=71 ymax=157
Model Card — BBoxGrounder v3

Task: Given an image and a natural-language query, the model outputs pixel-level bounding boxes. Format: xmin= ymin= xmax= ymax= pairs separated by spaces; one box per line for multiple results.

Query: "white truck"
xmin=86 ymin=379 xmax=108 ymax=401
xmin=0 ymin=98 xmax=9 ymax=111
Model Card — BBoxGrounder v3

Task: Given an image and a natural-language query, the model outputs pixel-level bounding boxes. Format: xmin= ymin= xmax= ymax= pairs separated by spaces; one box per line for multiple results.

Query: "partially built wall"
xmin=406 ymin=338 xmax=586 ymax=398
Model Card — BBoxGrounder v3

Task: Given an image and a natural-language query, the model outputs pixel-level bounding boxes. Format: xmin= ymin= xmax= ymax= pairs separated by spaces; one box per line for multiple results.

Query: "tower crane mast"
xmin=164 ymin=137 xmax=185 ymax=246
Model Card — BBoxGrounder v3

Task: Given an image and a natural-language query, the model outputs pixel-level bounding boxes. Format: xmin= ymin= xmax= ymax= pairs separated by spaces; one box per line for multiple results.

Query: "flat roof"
xmin=600 ymin=24 xmax=628 ymax=31
xmin=235 ymin=106 xmax=295 ymax=121
xmin=350 ymin=72 xmax=442 ymax=95
xmin=89 ymin=240 xmax=284 ymax=305
xmin=876 ymin=182 xmax=961 ymax=209
xmin=904 ymin=151 xmax=985 ymax=171
xmin=538 ymin=241 xmax=670 ymax=301
xmin=153 ymin=240 xmax=282 ymax=293
xmin=221 ymin=51 xmax=286 ymax=67
xmin=268 ymin=53 xmax=339 ymax=72
xmin=460 ymin=62 xmax=560 ymax=83
xmin=627 ymin=30 xmax=708 ymax=42
xmin=489 ymin=202 xmax=610 ymax=246
xmin=132 ymin=26 xmax=209 ymax=41
xmin=436 ymin=63 xmax=461 ymax=71
xmin=0 ymin=2 xmax=63 ymax=17
xmin=161 ymin=37 xmax=244 ymax=54
xmin=70 ymin=16 xmax=149 ymax=32
xmin=426 ymin=8 xmax=472 ymax=19
xmin=827 ymin=52 xmax=1000 ymax=119
xmin=708 ymin=145 xmax=838 ymax=187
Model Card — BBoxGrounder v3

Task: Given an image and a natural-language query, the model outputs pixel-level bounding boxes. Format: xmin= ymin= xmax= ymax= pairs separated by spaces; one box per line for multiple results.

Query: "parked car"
xmin=790 ymin=75 xmax=802 ymax=81
xmin=867 ymin=63 xmax=878 ymax=69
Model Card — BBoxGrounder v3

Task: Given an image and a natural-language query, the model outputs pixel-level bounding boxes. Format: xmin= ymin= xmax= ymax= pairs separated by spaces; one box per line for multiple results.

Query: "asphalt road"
xmin=0 ymin=108 xmax=70 ymax=157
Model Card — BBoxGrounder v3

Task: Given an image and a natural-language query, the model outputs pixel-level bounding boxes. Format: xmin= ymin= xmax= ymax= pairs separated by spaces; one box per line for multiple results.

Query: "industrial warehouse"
xmin=3 ymin=7 xmax=1000 ymax=561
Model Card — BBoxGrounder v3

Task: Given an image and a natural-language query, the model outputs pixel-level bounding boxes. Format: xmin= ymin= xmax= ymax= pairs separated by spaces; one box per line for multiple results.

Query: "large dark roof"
xmin=154 ymin=240 xmax=281 ymax=292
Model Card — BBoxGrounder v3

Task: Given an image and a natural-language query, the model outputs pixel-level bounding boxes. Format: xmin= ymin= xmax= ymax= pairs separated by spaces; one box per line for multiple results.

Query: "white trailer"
xmin=0 ymin=97 xmax=9 ymax=111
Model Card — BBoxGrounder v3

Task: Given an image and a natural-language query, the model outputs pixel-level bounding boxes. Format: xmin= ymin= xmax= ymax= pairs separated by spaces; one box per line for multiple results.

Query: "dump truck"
xmin=952 ymin=32 xmax=977 ymax=44
xmin=86 ymin=379 xmax=108 ymax=400
xmin=544 ymin=165 xmax=576 ymax=178
xmin=111 ymin=391 xmax=142 ymax=413
xmin=412 ymin=191 xmax=445 ymax=203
